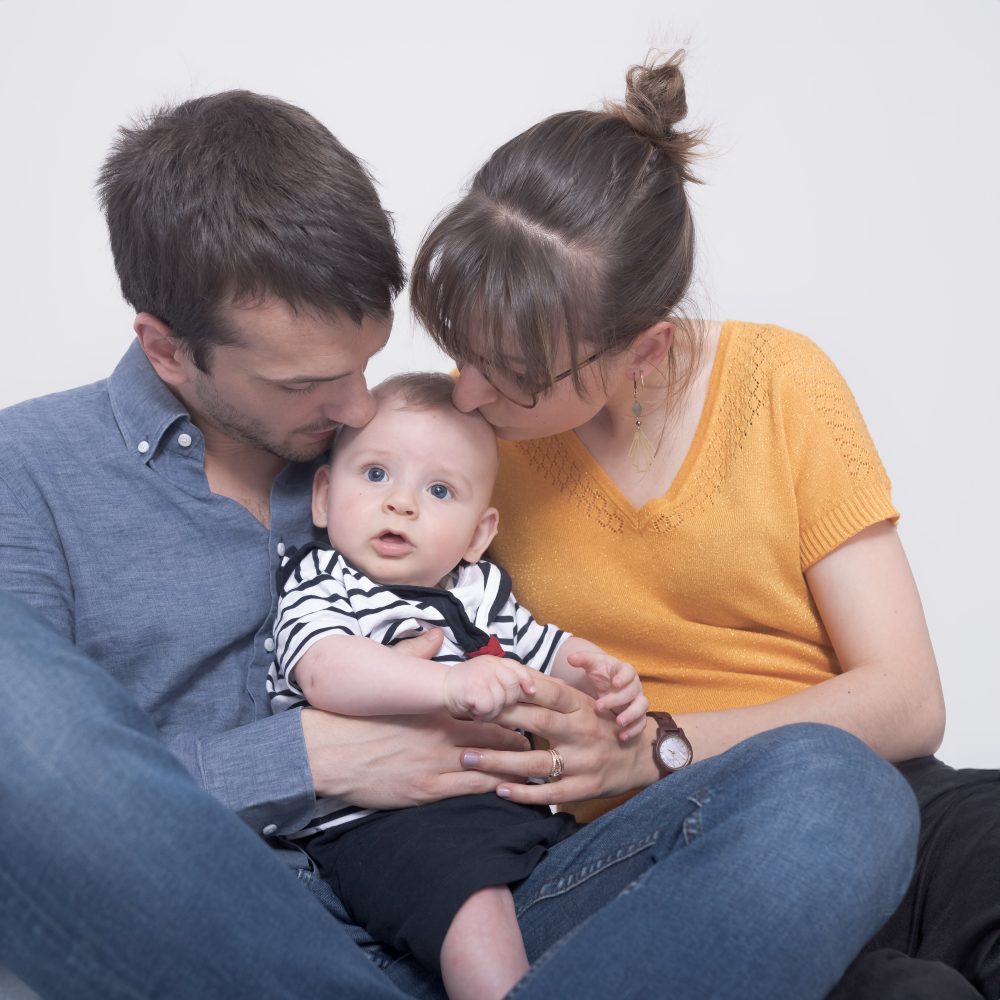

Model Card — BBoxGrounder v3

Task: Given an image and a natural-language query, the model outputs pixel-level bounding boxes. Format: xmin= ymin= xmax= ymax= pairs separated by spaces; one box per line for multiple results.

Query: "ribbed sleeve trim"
xmin=800 ymin=484 xmax=899 ymax=570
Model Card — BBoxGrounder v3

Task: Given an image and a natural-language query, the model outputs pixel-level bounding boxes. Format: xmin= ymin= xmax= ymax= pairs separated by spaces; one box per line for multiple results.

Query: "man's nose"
xmin=323 ymin=380 xmax=377 ymax=429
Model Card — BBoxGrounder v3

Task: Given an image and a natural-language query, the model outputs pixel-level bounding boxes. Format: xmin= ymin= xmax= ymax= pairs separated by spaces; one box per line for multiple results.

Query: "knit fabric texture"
xmin=489 ymin=322 xmax=898 ymax=724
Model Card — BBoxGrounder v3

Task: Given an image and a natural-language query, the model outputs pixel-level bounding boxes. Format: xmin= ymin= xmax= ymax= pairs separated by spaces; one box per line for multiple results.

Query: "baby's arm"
xmin=293 ymin=635 xmax=538 ymax=721
xmin=550 ymin=637 xmax=649 ymax=741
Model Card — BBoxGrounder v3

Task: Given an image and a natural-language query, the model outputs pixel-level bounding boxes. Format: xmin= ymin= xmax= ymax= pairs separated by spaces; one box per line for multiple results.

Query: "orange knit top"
xmin=489 ymin=322 xmax=899 ymax=715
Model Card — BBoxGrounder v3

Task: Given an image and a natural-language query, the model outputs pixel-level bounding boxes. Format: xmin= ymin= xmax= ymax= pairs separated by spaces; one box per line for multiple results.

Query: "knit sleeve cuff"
xmin=799 ymin=484 xmax=899 ymax=570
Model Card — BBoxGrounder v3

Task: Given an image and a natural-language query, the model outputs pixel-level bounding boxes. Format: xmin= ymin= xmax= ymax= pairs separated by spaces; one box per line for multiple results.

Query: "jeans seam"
xmin=683 ymin=788 xmax=712 ymax=845
xmin=515 ymin=831 xmax=660 ymax=919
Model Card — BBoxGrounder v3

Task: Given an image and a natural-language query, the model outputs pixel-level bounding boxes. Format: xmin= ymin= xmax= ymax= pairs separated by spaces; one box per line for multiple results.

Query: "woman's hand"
xmin=461 ymin=672 xmax=662 ymax=805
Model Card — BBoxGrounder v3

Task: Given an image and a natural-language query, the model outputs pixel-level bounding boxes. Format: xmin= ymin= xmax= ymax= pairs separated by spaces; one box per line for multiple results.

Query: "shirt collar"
xmin=108 ymin=339 xmax=190 ymax=462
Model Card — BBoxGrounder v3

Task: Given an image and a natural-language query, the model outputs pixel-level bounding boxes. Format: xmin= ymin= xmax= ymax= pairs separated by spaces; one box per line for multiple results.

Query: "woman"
xmin=410 ymin=52 xmax=999 ymax=999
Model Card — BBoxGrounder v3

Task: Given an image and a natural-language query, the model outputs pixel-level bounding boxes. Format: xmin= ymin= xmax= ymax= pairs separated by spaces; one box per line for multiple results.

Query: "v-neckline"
xmin=557 ymin=321 xmax=733 ymax=525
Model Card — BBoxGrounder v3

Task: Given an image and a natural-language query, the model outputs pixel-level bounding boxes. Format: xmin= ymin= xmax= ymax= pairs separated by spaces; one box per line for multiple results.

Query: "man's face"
xmin=180 ymin=298 xmax=391 ymax=463
xmin=314 ymin=396 xmax=500 ymax=588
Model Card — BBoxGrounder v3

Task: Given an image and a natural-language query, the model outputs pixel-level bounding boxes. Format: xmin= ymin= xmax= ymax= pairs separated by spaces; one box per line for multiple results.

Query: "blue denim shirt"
xmin=0 ymin=341 xmax=324 ymax=836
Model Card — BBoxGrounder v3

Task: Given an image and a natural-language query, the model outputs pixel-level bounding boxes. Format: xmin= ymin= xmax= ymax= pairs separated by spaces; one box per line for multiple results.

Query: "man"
xmin=0 ymin=91 xmax=917 ymax=999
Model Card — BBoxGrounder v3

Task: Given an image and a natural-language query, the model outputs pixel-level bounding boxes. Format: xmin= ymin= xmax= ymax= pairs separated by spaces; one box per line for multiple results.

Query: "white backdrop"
xmin=2 ymin=0 xmax=997 ymax=766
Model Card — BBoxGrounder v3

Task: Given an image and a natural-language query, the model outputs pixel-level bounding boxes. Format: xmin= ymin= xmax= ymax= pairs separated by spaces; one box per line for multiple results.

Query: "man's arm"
xmin=0 ymin=470 xmax=74 ymax=638
xmin=0 ymin=460 xmax=310 ymax=834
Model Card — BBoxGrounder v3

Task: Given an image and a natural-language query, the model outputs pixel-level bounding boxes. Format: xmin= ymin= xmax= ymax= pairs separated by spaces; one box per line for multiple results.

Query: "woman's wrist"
xmin=627 ymin=715 xmax=664 ymax=791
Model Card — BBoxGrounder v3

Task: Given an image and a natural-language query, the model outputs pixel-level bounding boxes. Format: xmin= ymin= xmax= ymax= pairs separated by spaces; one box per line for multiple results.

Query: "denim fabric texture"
xmin=342 ymin=723 xmax=921 ymax=1000
xmin=0 ymin=349 xmax=921 ymax=998
xmin=0 ymin=596 xmax=918 ymax=998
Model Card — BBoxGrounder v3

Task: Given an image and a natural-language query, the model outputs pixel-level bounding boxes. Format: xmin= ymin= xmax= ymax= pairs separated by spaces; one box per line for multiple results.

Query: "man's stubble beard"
xmin=191 ymin=378 xmax=333 ymax=465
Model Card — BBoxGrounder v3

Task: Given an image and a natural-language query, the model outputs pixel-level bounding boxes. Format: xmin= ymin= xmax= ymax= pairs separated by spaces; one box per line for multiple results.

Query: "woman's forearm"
xmin=676 ymin=661 xmax=945 ymax=764
xmin=677 ymin=522 xmax=946 ymax=764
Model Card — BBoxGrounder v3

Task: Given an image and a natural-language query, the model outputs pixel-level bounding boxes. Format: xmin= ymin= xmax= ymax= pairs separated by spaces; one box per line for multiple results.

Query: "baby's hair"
xmin=369 ymin=372 xmax=498 ymax=460
xmin=373 ymin=371 xmax=460 ymax=410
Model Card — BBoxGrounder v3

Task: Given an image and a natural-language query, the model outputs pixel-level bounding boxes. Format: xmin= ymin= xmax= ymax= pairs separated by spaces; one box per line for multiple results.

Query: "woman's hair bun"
xmin=607 ymin=49 xmax=704 ymax=183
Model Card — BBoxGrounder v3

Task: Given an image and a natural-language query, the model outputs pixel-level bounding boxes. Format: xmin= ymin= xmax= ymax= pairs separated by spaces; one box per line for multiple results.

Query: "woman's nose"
xmin=452 ymin=365 xmax=497 ymax=413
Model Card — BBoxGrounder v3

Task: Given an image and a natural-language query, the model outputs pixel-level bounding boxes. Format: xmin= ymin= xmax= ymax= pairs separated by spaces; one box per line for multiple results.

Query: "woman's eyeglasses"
xmin=458 ymin=347 xmax=609 ymax=409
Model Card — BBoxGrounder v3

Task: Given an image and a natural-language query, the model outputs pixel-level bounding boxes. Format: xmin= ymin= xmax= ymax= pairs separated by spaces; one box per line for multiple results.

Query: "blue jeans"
xmin=0 ymin=593 xmax=918 ymax=999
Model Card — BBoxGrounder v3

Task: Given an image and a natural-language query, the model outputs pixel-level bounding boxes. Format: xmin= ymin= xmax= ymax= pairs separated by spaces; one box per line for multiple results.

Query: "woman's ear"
xmin=629 ymin=320 xmax=675 ymax=373
xmin=463 ymin=507 xmax=500 ymax=564
xmin=133 ymin=313 xmax=191 ymax=386
xmin=312 ymin=464 xmax=332 ymax=529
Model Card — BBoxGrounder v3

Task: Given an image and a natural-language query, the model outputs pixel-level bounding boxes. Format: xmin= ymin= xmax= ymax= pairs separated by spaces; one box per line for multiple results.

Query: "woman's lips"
xmin=371 ymin=531 xmax=413 ymax=557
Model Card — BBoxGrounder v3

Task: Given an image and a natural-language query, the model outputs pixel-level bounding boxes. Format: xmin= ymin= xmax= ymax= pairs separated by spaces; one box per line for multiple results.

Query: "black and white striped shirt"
xmin=267 ymin=544 xmax=570 ymax=838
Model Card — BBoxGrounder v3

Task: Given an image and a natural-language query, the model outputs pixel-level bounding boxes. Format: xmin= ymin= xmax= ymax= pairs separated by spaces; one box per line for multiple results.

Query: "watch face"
xmin=658 ymin=734 xmax=692 ymax=770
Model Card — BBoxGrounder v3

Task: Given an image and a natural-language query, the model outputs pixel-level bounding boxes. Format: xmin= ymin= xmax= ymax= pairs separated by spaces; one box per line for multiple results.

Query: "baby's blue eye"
xmin=428 ymin=483 xmax=452 ymax=500
xmin=366 ymin=467 xmax=387 ymax=483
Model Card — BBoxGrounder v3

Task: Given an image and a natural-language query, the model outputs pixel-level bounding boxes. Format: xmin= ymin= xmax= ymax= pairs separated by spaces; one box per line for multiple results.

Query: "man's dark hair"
xmin=97 ymin=90 xmax=405 ymax=370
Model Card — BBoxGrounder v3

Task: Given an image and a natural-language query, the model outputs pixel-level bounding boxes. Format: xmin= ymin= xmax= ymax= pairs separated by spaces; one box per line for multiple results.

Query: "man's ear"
xmin=629 ymin=320 xmax=675 ymax=373
xmin=463 ymin=507 xmax=500 ymax=564
xmin=134 ymin=313 xmax=192 ymax=387
xmin=312 ymin=464 xmax=332 ymax=529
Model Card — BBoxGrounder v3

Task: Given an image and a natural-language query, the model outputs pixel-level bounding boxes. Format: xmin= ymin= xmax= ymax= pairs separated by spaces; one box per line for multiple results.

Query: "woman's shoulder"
xmin=722 ymin=320 xmax=828 ymax=362
xmin=719 ymin=321 xmax=851 ymax=393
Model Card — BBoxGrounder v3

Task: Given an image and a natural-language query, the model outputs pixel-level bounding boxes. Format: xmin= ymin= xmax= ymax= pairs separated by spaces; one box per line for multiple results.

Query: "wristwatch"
xmin=647 ymin=711 xmax=693 ymax=777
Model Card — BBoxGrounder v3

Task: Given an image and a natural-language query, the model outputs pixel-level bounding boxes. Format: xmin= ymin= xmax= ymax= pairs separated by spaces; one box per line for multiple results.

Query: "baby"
xmin=268 ymin=372 xmax=648 ymax=1000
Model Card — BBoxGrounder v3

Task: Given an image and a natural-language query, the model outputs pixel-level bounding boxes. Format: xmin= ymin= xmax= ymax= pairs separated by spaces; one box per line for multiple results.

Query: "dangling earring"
xmin=627 ymin=371 xmax=656 ymax=473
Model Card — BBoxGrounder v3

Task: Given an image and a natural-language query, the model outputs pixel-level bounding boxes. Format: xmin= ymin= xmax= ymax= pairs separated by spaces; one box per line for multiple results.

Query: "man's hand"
xmin=443 ymin=656 xmax=538 ymax=721
xmin=460 ymin=672 xmax=662 ymax=806
xmin=565 ymin=648 xmax=649 ymax=740
xmin=300 ymin=708 xmax=530 ymax=809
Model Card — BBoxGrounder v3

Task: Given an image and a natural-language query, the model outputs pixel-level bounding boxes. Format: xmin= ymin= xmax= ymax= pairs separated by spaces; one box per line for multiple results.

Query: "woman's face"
xmin=451 ymin=353 xmax=622 ymax=440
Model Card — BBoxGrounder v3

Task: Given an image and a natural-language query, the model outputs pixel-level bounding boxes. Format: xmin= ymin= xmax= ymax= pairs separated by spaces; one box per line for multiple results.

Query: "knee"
xmin=733 ymin=724 xmax=919 ymax=868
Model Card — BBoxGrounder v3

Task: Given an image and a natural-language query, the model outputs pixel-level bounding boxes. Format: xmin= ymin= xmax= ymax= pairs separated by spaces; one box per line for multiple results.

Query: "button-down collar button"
xmin=177 ymin=433 xmax=193 ymax=448
xmin=264 ymin=637 xmax=275 ymax=653
xmin=276 ymin=542 xmax=286 ymax=556
xmin=137 ymin=441 xmax=150 ymax=454
xmin=262 ymin=823 xmax=278 ymax=836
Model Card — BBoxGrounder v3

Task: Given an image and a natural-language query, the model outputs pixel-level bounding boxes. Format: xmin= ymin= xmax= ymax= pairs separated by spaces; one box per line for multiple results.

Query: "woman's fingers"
xmin=495 ymin=672 xmax=586 ymax=734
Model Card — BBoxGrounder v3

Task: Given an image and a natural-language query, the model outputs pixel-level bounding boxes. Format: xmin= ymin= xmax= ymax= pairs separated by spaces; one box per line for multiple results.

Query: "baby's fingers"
xmin=617 ymin=716 xmax=648 ymax=741
xmin=594 ymin=681 xmax=641 ymax=716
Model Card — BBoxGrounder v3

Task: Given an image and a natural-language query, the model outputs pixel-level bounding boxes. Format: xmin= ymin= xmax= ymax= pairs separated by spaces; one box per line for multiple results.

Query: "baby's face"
xmin=313 ymin=396 xmax=500 ymax=588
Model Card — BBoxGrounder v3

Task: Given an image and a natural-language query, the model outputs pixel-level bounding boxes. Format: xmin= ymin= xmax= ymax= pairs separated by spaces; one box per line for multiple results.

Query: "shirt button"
xmin=137 ymin=441 xmax=150 ymax=454
xmin=262 ymin=823 xmax=278 ymax=836
xmin=178 ymin=433 xmax=193 ymax=448
xmin=276 ymin=542 xmax=286 ymax=556
xmin=264 ymin=637 xmax=275 ymax=653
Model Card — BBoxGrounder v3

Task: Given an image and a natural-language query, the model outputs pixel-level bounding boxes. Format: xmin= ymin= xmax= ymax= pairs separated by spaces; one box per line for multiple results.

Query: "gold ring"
xmin=547 ymin=748 xmax=564 ymax=780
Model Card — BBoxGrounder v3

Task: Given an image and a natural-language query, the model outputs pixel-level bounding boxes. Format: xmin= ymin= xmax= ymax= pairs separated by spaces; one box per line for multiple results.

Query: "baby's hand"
xmin=565 ymin=649 xmax=649 ymax=741
xmin=443 ymin=656 xmax=538 ymax=721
